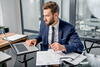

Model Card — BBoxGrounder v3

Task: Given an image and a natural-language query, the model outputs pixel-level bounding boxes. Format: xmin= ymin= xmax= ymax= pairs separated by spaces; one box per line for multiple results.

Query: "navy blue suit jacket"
xmin=35 ymin=19 xmax=83 ymax=53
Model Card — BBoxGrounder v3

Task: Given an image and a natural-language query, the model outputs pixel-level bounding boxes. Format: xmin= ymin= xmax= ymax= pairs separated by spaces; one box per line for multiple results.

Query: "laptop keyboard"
xmin=15 ymin=44 xmax=28 ymax=52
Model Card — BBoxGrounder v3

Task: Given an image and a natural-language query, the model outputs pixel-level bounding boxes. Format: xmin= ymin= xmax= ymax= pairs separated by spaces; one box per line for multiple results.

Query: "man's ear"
xmin=55 ymin=12 xmax=59 ymax=16
xmin=54 ymin=12 xmax=59 ymax=18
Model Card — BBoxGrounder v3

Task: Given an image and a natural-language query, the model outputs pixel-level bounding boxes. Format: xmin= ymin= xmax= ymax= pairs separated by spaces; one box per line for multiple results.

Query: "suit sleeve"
xmin=35 ymin=22 xmax=43 ymax=43
xmin=64 ymin=26 xmax=84 ymax=53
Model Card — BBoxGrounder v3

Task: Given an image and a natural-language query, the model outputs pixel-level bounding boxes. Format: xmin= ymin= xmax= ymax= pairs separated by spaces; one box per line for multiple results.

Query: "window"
xmin=76 ymin=0 xmax=100 ymax=37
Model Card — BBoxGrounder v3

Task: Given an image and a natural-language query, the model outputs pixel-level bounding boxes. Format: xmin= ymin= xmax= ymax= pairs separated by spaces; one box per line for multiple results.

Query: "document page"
xmin=3 ymin=34 xmax=27 ymax=41
xmin=0 ymin=51 xmax=11 ymax=63
xmin=36 ymin=49 xmax=61 ymax=66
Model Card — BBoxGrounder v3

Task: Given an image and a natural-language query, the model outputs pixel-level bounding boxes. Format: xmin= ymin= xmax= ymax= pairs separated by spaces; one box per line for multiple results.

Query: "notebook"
xmin=0 ymin=51 xmax=11 ymax=63
xmin=60 ymin=52 xmax=87 ymax=65
xmin=12 ymin=42 xmax=39 ymax=55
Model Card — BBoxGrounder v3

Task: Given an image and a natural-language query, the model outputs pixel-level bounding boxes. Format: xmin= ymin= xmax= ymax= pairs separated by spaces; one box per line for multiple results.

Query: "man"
xmin=26 ymin=1 xmax=83 ymax=54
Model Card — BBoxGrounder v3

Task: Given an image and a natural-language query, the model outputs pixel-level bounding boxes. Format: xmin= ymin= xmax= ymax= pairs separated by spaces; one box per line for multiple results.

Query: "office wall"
xmin=62 ymin=0 xmax=70 ymax=22
xmin=1 ymin=0 xmax=22 ymax=34
xmin=0 ymin=0 xmax=3 ymax=26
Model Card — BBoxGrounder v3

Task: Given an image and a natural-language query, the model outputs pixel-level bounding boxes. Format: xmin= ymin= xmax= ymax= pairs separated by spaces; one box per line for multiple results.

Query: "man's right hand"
xmin=25 ymin=39 xmax=37 ymax=46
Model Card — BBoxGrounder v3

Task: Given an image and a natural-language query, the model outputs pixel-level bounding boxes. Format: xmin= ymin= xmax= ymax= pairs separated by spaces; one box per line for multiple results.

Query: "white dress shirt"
xmin=48 ymin=21 xmax=59 ymax=44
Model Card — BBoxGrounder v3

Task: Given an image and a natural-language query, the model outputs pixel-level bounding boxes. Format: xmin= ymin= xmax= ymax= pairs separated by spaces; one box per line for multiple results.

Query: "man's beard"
xmin=48 ymin=21 xmax=54 ymax=26
xmin=48 ymin=17 xmax=55 ymax=26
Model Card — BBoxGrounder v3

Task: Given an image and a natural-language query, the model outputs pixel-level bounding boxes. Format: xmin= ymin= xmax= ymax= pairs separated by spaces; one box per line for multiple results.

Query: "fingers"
xmin=25 ymin=40 xmax=32 ymax=46
xmin=50 ymin=42 xmax=59 ymax=51
xmin=49 ymin=45 xmax=57 ymax=51
xmin=33 ymin=41 xmax=37 ymax=45
xmin=25 ymin=39 xmax=37 ymax=46
xmin=50 ymin=42 xmax=66 ymax=51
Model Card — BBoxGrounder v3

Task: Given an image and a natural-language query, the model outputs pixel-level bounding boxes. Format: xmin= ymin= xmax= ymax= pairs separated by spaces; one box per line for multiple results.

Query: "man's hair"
xmin=43 ymin=1 xmax=59 ymax=14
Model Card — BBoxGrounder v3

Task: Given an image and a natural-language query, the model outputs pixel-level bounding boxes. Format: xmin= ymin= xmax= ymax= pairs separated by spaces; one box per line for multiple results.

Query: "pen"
xmin=60 ymin=57 xmax=74 ymax=60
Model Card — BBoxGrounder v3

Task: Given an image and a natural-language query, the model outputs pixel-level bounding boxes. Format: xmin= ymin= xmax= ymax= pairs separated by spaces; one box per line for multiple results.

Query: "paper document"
xmin=0 ymin=51 xmax=11 ymax=63
xmin=3 ymin=34 xmax=27 ymax=41
xmin=36 ymin=49 xmax=86 ymax=66
xmin=36 ymin=49 xmax=61 ymax=66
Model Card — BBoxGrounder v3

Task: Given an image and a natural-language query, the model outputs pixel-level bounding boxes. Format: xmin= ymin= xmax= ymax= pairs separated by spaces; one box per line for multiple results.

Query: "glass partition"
xmin=21 ymin=0 xmax=40 ymax=35
xmin=76 ymin=0 xmax=100 ymax=38
xmin=21 ymin=0 xmax=70 ymax=35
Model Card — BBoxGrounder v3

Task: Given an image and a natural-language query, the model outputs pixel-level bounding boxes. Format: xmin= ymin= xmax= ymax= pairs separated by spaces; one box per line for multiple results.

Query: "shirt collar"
xmin=51 ymin=19 xmax=59 ymax=29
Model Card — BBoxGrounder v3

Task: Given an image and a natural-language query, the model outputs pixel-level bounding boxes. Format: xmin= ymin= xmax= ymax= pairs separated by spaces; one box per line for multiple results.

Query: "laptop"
xmin=11 ymin=42 xmax=39 ymax=55
xmin=2 ymin=32 xmax=38 ymax=55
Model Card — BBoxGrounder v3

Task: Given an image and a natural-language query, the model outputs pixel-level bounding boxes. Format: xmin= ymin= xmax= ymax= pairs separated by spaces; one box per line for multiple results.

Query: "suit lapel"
xmin=58 ymin=19 xmax=63 ymax=43
xmin=45 ymin=25 xmax=49 ymax=44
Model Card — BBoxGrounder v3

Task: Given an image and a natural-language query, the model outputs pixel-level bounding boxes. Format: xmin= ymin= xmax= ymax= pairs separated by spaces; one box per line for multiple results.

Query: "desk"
xmin=0 ymin=33 xmax=29 ymax=67
xmin=0 ymin=32 xmax=27 ymax=50
xmin=80 ymin=35 xmax=100 ymax=53
xmin=0 ymin=51 xmax=11 ymax=67
xmin=0 ymin=51 xmax=11 ymax=63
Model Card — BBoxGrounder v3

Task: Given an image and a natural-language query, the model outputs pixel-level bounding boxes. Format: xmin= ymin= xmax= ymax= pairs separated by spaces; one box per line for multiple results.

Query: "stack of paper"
xmin=3 ymin=34 xmax=27 ymax=41
xmin=0 ymin=51 xmax=11 ymax=63
xmin=36 ymin=49 xmax=86 ymax=66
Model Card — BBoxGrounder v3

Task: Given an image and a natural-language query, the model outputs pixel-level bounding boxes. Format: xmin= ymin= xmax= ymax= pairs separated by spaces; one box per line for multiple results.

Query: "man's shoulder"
xmin=40 ymin=20 xmax=48 ymax=28
xmin=59 ymin=19 xmax=74 ymax=28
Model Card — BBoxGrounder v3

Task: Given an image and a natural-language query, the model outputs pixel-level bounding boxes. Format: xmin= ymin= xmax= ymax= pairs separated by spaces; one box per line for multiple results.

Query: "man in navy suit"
xmin=26 ymin=1 xmax=83 ymax=54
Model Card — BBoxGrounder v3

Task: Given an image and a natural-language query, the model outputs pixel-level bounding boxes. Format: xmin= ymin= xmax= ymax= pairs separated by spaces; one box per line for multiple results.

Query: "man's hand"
xmin=49 ymin=42 xmax=66 ymax=51
xmin=25 ymin=39 xmax=37 ymax=46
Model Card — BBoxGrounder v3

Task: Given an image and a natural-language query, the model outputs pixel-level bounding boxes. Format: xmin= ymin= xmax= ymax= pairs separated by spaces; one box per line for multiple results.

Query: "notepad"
xmin=0 ymin=51 xmax=11 ymax=63
xmin=60 ymin=53 xmax=86 ymax=65
xmin=3 ymin=34 xmax=27 ymax=41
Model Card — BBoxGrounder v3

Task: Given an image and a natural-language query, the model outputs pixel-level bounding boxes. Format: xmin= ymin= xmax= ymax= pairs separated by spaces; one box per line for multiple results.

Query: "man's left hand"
xmin=50 ymin=42 xmax=66 ymax=51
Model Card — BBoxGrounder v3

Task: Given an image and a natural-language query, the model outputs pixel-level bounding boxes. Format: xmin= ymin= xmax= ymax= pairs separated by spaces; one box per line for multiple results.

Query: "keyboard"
xmin=15 ymin=44 xmax=28 ymax=52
